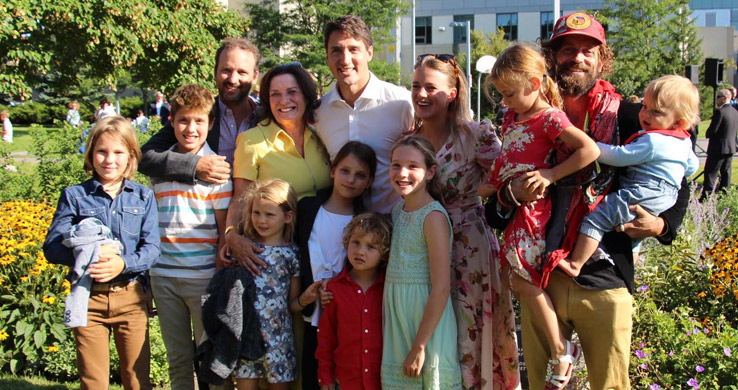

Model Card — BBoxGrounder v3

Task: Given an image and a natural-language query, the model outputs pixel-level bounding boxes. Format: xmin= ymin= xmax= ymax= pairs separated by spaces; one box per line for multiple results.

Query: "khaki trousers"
xmin=520 ymin=270 xmax=633 ymax=390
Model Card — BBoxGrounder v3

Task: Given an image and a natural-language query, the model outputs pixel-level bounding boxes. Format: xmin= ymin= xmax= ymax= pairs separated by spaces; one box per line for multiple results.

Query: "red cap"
xmin=550 ymin=12 xmax=606 ymax=45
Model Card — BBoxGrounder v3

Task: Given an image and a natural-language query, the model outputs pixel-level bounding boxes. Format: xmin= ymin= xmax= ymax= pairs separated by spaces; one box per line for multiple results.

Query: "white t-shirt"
xmin=305 ymin=206 xmax=353 ymax=326
xmin=2 ymin=118 xmax=12 ymax=143
xmin=316 ymin=73 xmax=413 ymax=213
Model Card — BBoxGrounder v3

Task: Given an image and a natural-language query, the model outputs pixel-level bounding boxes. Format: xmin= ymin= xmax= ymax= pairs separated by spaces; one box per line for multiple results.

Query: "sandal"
xmin=544 ymin=340 xmax=580 ymax=390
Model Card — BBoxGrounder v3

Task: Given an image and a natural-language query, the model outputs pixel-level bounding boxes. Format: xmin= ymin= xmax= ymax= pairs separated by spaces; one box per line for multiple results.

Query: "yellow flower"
xmin=47 ymin=345 xmax=59 ymax=352
xmin=20 ymin=276 xmax=28 ymax=283
xmin=42 ymin=295 xmax=56 ymax=305
xmin=696 ymin=292 xmax=707 ymax=299
xmin=0 ymin=330 xmax=8 ymax=341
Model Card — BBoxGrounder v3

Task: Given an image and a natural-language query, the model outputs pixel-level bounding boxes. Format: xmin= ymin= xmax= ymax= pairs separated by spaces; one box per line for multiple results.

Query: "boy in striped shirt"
xmin=149 ymin=84 xmax=232 ymax=390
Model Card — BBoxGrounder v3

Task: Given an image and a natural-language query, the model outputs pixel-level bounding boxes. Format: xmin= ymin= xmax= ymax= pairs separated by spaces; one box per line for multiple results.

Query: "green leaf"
xmin=0 ymin=295 xmax=16 ymax=302
xmin=50 ymin=323 xmax=67 ymax=342
xmin=9 ymin=358 xmax=19 ymax=375
xmin=33 ymin=330 xmax=46 ymax=349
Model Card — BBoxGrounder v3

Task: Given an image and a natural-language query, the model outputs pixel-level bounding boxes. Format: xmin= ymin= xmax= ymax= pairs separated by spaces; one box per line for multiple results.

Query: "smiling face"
xmin=331 ymin=153 xmax=374 ymax=201
xmin=215 ymin=48 xmax=259 ymax=106
xmin=326 ymin=31 xmax=373 ymax=93
xmin=412 ymin=65 xmax=457 ymax=122
xmin=92 ymin=132 xmax=130 ymax=186
xmin=554 ymin=35 xmax=602 ymax=97
xmin=389 ymin=145 xmax=435 ymax=198
xmin=639 ymin=92 xmax=680 ymax=131
xmin=346 ymin=229 xmax=383 ymax=272
xmin=250 ymin=197 xmax=293 ymax=245
xmin=173 ymin=107 xmax=212 ymax=154
xmin=268 ymin=74 xmax=307 ymax=128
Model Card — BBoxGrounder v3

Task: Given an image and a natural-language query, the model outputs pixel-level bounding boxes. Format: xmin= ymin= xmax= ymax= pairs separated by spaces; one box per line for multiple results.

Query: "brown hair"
xmin=214 ymin=37 xmax=261 ymax=76
xmin=239 ymin=179 xmax=298 ymax=243
xmin=323 ymin=15 xmax=373 ymax=51
xmin=645 ymin=75 xmax=700 ymax=129
xmin=342 ymin=211 xmax=392 ymax=263
xmin=259 ymin=63 xmax=320 ymax=125
xmin=169 ymin=84 xmax=215 ymax=122
xmin=83 ymin=116 xmax=141 ymax=180
xmin=485 ymin=44 xmax=563 ymax=110
xmin=391 ymin=135 xmax=444 ymax=205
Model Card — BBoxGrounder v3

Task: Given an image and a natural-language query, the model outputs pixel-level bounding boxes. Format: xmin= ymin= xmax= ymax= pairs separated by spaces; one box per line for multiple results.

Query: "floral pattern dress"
xmin=409 ymin=120 xmax=521 ymax=390
xmin=489 ymin=108 xmax=571 ymax=287
xmin=234 ymin=244 xmax=300 ymax=383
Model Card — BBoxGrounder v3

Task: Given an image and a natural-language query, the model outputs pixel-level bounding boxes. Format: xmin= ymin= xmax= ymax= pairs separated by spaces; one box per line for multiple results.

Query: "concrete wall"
xmin=698 ymin=26 xmax=736 ymax=86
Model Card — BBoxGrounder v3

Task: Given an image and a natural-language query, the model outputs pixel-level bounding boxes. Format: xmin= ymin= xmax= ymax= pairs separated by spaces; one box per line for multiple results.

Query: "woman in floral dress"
xmin=406 ymin=54 xmax=520 ymax=390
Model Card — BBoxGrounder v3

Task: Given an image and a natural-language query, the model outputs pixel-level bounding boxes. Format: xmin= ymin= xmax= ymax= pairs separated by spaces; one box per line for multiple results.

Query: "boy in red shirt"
xmin=316 ymin=212 xmax=392 ymax=390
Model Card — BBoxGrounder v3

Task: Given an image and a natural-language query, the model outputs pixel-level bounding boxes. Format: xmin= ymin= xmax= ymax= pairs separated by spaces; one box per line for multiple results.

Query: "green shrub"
xmin=1 ymin=97 xmax=146 ymax=125
xmin=31 ymin=122 xmax=87 ymax=204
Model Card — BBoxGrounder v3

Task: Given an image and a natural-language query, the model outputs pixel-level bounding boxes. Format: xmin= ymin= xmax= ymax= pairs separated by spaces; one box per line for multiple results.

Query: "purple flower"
xmin=640 ymin=363 xmax=647 ymax=370
xmin=703 ymin=328 xmax=710 ymax=335
xmin=638 ymin=285 xmax=649 ymax=292
xmin=696 ymin=365 xmax=705 ymax=373
xmin=687 ymin=330 xmax=692 ymax=336
xmin=693 ymin=328 xmax=700 ymax=335
xmin=687 ymin=378 xmax=699 ymax=388
xmin=650 ymin=384 xmax=661 ymax=390
xmin=668 ymin=351 xmax=675 ymax=357
xmin=636 ymin=350 xmax=649 ymax=359
xmin=639 ymin=342 xmax=645 ymax=348
xmin=725 ymin=347 xmax=732 ymax=356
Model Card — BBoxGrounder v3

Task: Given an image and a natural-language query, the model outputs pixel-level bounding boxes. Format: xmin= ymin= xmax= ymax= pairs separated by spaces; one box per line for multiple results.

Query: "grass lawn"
xmin=0 ymin=374 xmax=125 ymax=390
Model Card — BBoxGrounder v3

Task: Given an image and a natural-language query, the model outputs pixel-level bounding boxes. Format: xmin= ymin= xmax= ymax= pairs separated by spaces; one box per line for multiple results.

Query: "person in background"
xmin=95 ymin=98 xmax=117 ymax=121
xmin=67 ymin=101 xmax=81 ymax=127
xmin=148 ymin=91 xmax=171 ymax=125
xmin=1 ymin=110 xmax=12 ymax=143
xmin=701 ymin=88 xmax=738 ymax=199
xmin=132 ymin=109 xmax=150 ymax=133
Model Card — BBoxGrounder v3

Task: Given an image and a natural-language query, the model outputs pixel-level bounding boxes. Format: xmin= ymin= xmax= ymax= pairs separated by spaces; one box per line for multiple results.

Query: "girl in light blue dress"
xmin=381 ymin=136 xmax=461 ymax=390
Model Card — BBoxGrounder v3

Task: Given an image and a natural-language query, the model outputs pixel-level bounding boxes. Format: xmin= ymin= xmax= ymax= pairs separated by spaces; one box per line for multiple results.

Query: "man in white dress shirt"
xmin=316 ymin=15 xmax=413 ymax=213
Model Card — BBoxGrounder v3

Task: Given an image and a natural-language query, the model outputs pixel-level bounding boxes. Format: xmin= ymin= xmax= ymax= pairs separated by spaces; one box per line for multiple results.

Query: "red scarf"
xmin=540 ymin=80 xmax=622 ymax=288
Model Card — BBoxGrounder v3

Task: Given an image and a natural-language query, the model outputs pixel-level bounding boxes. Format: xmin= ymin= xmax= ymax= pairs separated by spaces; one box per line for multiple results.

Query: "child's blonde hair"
xmin=342 ymin=212 xmax=393 ymax=263
xmin=169 ymin=84 xmax=215 ymax=122
xmin=83 ymin=116 xmax=141 ymax=179
xmin=0 ymin=110 xmax=8 ymax=119
xmin=485 ymin=44 xmax=563 ymax=110
xmin=240 ymin=179 xmax=298 ymax=243
xmin=644 ymin=75 xmax=700 ymax=129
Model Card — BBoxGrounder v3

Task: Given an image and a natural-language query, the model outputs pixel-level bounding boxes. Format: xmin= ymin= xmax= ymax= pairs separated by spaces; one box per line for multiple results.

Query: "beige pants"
xmin=520 ymin=271 xmax=633 ymax=390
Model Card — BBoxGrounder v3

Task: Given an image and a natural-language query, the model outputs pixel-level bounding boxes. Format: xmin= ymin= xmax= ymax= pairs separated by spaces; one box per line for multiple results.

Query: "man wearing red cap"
xmin=487 ymin=12 xmax=690 ymax=389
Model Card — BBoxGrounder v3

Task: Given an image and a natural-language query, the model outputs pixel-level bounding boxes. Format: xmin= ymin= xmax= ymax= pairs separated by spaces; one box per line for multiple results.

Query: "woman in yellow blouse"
xmin=233 ymin=63 xmax=331 ymax=200
xmin=225 ymin=63 xmax=331 ymax=272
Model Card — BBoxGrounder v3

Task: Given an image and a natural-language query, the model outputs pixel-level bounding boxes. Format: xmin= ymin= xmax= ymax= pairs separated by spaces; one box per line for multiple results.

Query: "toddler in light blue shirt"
xmin=559 ymin=75 xmax=699 ymax=277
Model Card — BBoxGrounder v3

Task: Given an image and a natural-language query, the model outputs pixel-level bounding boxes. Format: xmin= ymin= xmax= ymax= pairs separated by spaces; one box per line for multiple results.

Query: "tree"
xmin=458 ymin=28 xmax=509 ymax=120
xmin=0 ymin=0 xmax=248 ymax=100
xmin=244 ymin=0 xmax=409 ymax=94
xmin=600 ymin=0 xmax=702 ymax=98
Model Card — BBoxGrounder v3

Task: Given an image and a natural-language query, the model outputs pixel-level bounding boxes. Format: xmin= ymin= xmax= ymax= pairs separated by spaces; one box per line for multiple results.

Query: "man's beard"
xmin=555 ymin=62 xmax=599 ymax=97
xmin=218 ymin=82 xmax=251 ymax=105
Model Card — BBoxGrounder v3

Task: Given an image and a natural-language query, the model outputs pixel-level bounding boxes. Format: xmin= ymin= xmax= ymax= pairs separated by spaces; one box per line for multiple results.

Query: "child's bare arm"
xmin=525 ymin=126 xmax=599 ymax=195
xmin=290 ymin=280 xmax=323 ymax=313
xmin=403 ymin=211 xmax=452 ymax=378
xmin=214 ymin=208 xmax=231 ymax=269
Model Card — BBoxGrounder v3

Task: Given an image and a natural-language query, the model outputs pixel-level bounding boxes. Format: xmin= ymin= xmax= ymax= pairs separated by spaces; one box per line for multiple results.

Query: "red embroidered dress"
xmin=489 ymin=108 xmax=573 ymax=286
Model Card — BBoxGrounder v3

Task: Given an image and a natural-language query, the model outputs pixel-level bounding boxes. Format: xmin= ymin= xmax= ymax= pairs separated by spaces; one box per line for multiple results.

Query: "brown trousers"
xmin=73 ymin=281 xmax=152 ymax=390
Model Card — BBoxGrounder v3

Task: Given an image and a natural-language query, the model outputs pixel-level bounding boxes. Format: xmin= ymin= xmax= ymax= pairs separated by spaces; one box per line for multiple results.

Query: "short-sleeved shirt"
xmin=233 ymin=120 xmax=331 ymax=199
xmin=151 ymin=143 xmax=233 ymax=279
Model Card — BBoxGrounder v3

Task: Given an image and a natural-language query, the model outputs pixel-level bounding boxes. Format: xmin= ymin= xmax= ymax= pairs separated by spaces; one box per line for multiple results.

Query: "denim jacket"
xmin=43 ymin=178 xmax=160 ymax=286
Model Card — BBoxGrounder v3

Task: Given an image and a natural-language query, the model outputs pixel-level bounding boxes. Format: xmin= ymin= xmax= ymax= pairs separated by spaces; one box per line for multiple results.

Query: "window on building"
xmin=453 ymin=15 xmax=475 ymax=44
xmin=706 ymin=12 xmax=717 ymax=27
xmin=497 ymin=13 xmax=518 ymax=41
xmin=416 ymin=16 xmax=432 ymax=44
xmin=732 ymin=9 xmax=738 ymax=30
xmin=540 ymin=12 xmax=554 ymax=40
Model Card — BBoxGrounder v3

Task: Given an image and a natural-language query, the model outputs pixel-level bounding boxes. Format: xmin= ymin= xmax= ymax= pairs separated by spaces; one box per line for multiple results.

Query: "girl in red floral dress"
xmin=481 ymin=44 xmax=599 ymax=390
